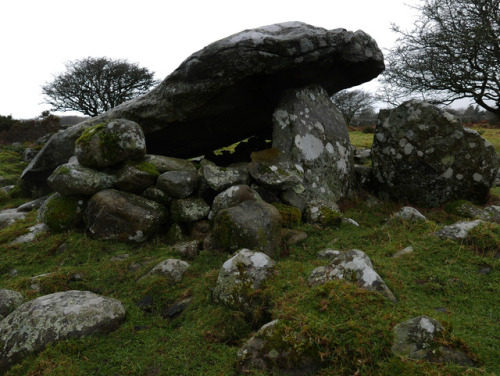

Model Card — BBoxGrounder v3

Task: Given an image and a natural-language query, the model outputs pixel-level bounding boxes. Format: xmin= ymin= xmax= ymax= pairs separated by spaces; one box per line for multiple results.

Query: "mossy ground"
xmin=0 ymin=130 xmax=499 ymax=375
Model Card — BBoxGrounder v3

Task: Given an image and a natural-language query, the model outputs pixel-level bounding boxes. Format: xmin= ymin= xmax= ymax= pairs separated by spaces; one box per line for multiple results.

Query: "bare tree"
xmin=380 ymin=0 xmax=500 ymax=116
xmin=330 ymin=90 xmax=375 ymax=126
xmin=42 ymin=57 xmax=159 ymax=117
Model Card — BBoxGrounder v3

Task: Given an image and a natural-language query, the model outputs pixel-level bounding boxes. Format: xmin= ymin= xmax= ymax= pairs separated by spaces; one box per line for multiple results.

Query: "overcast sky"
xmin=1 ymin=0 xmax=422 ymax=119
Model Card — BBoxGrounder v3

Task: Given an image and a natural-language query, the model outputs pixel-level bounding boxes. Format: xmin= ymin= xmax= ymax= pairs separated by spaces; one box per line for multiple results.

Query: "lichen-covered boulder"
xmin=435 ymin=220 xmax=485 ymax=240
xmin=0 ymin=289 xmax=24 ymax=321
xmin=22 ymin=22 xmax=384 ymax=183
xmin=303 ymin=200 xmax=342 ymax=226
xmin=47 ymin=162 xmax=115 ymax=196
xmin=157 ymin=170 xmax=200 ymax=198
xmin=209 ymin=185 xmax=262 ymax=220
xmin=212 ymin=200 xmax=282 ymax=258
xmin=84 ymin=189 xmax=166 ymax=242
xmin=247 ymin=148 xmax=303 ymax=190
xmin=237 ymin=319 xmax=321 ymax=375
xmin=372 ymin=100 xmax=498 ymax=207
xmin=200 ymin=164 xmax=249 ymax=192
xmin=308 ymin=249 xmax=396 ymax=302
xmin=144 ymin=259 xmax=190 ymax=283
xmin=393 ymin=206 xmax=427 ymax=222
xmin=272 ymin=84 xmax=356 ymax=209
xmin=213 ymin=249 xmax=275 ymax=314
xmin=75 ymin=119 xmax=146 ymax=168
xmin=170 ymin=197 xmax=210 ymax=223
xmin=392 ymin=316 xmax=473 ymax=366
xmin=0 ymin=290 xmax=126 ymax=373
xmin=113 ymin=161 xmax=160 ymax=193
xmin=38 ymin=192 xmax=86 ymax=232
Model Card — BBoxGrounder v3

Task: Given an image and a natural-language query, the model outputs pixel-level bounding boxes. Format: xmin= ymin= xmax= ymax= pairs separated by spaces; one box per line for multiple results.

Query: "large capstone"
xmin=272 ymin=84 xmax=355 ymax=209
xmin=22 ymin=22 xmax=384 ymax=183
xmin=371 ymin=100 xmax=498 ymax=207
xmin=84 ymin=189 xmax=166 ymax=242
xmin=0 ymin=290 xmax=126 ymax=373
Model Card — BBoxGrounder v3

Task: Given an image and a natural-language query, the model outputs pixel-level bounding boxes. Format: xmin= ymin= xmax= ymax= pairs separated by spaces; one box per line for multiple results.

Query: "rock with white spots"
xmin=393 ymin=206 xmax=427 ymax=222
xmin=201 ymin=164 xmax=249 ymax=192
xmin=170 ymin=197 xmax=210 ymax=223
xmin=209 ymin=185 xmax=262 ymax=220
xmin=75 ymin=119 xmax=146 ymax=168
xmin=144 ymin=259 xmax=190 ymax=283
xmin=272 ymin=84 xmax=356 ymax=209
xmin=308 ymin=249 xmax=396 ymax=302
xmin=392 ymin=316 xmax=473 ymax=366
xmin=237 ymin=319 xmax=321 ymax=375
xmin=372 ymin=100 xmax=498 ymax=207
xmin=84 ymin=189 xmax=167 ymax=242
xmin=213 ymin=249 xmax=275 ymax=314
xmin=47 ymin=161 xmax=115 ymax=196
xmin=0 ymin=290 xmax=126 ymax=373
xmin=435 ymin=220 xmax=485 ymax=240
xmin=22 ymin=22 xmax=384 ymax=184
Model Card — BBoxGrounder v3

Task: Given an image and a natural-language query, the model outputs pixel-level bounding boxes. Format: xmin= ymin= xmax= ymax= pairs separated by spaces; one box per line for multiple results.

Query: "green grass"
xmin=348 ymin=130 xmax=374 ymax=149
xmin=0 ymin=130 xmax=499 ymax=375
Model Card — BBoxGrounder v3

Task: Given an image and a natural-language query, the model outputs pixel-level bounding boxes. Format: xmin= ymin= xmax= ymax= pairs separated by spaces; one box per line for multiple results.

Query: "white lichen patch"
xmin=399 ymin=138 xmax=408 ymax=148
xmin=469 ymin=142 xmax=476 ymax=148
xmin=419 ymin=317 xmax=435 ymax=333
xmin=294 ymin=134 xmax=324 ymax=160
xmin=325 ymin=142 xmax=334 ymax=154
xmin=442 ymin=168 xmax=454 ymax=179
xmin=273 ymin=109 xmax=291 ymax=130
xmin=443 ymin=112 xmax=459 ymax=123
xmin=456 ymin=174 xmax=464 ymax=180
xmin=473 ymin=173 xmax=483 ymax=182
xmin=417 ymin=151 xmax=424 ymax=157
xmin=313 ymin=121 xmax=324 ymax=132
xmin=375 ymin=133 xmax=386 ymax=142
xmin=403 ymin=143 xmax=414 ymax=155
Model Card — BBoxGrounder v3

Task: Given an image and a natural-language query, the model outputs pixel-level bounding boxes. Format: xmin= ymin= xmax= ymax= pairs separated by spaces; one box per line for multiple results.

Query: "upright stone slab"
xmin=272 ymin=84 xmax=355 ymax=209
xmin=372 ymin=100 xmax=498 ymax=207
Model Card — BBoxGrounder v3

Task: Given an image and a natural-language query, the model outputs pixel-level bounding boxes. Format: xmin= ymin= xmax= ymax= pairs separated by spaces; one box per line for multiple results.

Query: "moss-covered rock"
xmin=212 ymin=200 xmax=282 ymax=258
xmin=392 ymin=316 xmax=473 ymax=366
xmin=303 ymin=200 xmax=342 ymax=226
xmin=272 ymin=203 xmax=301 ymax=227
xmin=38 ymin=192 xmax=86 ymax=232
xmin=75 ymin=119 xmax=146 ymax=168
xmin=113 ymin=160 xmax=159 ymax=193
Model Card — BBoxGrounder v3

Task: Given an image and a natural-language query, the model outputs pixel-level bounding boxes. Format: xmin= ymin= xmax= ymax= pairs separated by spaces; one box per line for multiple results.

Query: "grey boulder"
xmin=157 ymin=170 xmax=200 ymax=198
xmin=212 ymin=200 xmax=282 ymax=258
xmin=75 ymin=119 xmax=146 ymax=168
xmin=308 ymin=249 xmax=396 ymax=302
xmin=144 ymin=259 xmax=190 ymax=283
xmin=84 ymin=189 xmax=166 ymax=242
xmin=47 ymin=162 xmax=115 ymax=196
xmin=435 ymin=220 xmax=485 ymax=240
xmin=209 ymin=184 xmax=262 ymax=220
xmin=0 ymin=290 xmax=126 ymax=373
xmin=393 ymin=206 xmax=427 ymax=222
xmin=372 ymin=100 xmax=498 ymax=207
xmin=392 ymin=315 xmax=473 ymax=366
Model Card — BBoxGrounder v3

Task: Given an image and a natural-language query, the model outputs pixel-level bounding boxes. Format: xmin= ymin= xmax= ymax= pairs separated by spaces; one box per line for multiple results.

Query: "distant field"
xmin=349 ymin=127 xmax=500 ymax=157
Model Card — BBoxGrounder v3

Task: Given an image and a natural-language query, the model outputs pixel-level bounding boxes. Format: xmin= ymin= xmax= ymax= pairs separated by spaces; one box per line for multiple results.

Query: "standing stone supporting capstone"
xmin=22 ymin=22 xmax=384 ymax=183
xmin=272 ymin=84 xmax=355 ymax=210
xmin=371 ymin=100 xmax=498 ymax=207
xmin=0 ymin=290 xmax=126 ymax=373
